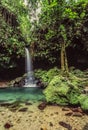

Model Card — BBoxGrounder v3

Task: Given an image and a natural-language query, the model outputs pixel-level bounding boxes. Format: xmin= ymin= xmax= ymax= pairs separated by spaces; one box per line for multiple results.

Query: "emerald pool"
xmin=0 ymin=87 xmax=45 ymax=103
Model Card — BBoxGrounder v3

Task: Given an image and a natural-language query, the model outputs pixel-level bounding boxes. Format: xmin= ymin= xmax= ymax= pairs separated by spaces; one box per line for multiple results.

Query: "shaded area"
xmin=67 ymin=47 xmax=88 ymax=70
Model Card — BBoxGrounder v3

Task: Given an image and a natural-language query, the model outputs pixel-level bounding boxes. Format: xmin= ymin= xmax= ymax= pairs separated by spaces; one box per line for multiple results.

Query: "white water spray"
xmin=24 ymin=48 xmax=36 ymax=87
xmin=25 ymin=47 xmax=32 ymax=74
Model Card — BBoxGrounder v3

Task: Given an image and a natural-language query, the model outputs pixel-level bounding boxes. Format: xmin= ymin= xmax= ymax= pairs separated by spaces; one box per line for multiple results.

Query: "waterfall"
xmin=23 ymin=0 xmax=42 ymax=87
xmin=24 ymin=48 xmax=36 ymax=87
xmin=25 ymin=48 xmax=32 ymax=74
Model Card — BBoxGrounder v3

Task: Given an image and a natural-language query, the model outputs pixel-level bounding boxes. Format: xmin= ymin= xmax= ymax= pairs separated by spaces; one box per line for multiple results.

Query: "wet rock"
xmin=14 ymin=82 xmax=19 ymax=87
xmin=38 ymin=102 xmax=47 ymax=110
xmin=0 ymin=103 xmax=13 ymax=107
xmin=0 ymin=101 xmax=21 ymax=110
xmin=62 ymin=107 xmax=70 ymax=111
xmin=8 ymin=102 xmax=21 ymax=112
xmin=10 ymin=103 xmax=20 ymax=108
xmin=14 ymin=81 xmax=24 ymax=87
xmin=36 ymin=79 xmax=45 ymax=88
xmin=70 ymin=107 xmax=83 ymax=113
xmin=0 ymin=103 xmax=19 ymax=112
xmin=65 ymin=112 xmax=73 ymax=116
xmin=59 ymin=121 xmax=72 ymax=130
xmin=4 ymin=123 xmax=13 ymax=129
xmin=19 ymin=107 xmax=28 ymax=112
xmin=9 ymin=76 xmax=25 ymax=87
xmin=72 ymin=112 xmax=83 ymax=117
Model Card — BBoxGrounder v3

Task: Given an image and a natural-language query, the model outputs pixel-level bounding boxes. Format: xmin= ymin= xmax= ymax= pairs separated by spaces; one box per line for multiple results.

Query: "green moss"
xmin=35 ymin=68 xmax=88 ymax=110
xmin=67 ymin=89 xmax=80 ymax=105
xmin=44 ymin=74 xmax=81 ymax=105
xmin=34 ymin=67 xmax=60 ymax=84
xmin=78 ymin=94 xmax=88 ymax=110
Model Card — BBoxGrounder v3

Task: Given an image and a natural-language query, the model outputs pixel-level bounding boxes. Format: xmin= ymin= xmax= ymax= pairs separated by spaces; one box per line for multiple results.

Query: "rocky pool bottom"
xmin=0 ymin=88 xmax=88 ymax=130
xmin=0 ymin=101 xmax=88 ymax=130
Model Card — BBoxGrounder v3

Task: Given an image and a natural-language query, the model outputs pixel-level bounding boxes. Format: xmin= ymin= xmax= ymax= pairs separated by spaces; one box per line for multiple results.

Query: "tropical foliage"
xmin=0 ymin=9 xmax=25 ymax=69
xmin=0 ymin=0 xmax=88 ymax=71
xmin=0 ymin=0 xmax=88 ymax=70
xmin=0 ymin=0 xmax=88 ymax=110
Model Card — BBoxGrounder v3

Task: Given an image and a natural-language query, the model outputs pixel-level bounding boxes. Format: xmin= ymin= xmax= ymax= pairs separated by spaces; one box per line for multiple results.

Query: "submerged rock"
xmin=0 ymin=102 xmax=21 ymax=112
xmin=25 ymin=102 xmax=32 ymax=105
xmin=62 ymin=107 xmax=70 ymax=111
xmin=38 ymin=102 xmax=47 ymax=110
xmin=9 ymin=76 xmax=25 ymax=87
xmin=65 ymin=112 xmax=73 ymax=116
xmin=70 ymin=107 xmax=83 ymax=113
xmin=4 ymin=123 xmax=13 ymax=129
xmin=0 ymin=103 xmax=13 ymax=107
xmin=72 ymin=112 xmax=83 ymax=117
xmin=18 ymin=107 xmax=28 ymax=112
xmin=59 ymin=121 xmax=72 ymax=130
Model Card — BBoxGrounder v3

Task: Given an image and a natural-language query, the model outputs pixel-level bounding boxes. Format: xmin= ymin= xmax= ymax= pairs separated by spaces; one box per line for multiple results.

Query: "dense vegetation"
xmin=0 ymin=0 xmax=88 ymax=72
xmin=0 ymin=0 xmax=88 ymax=110
xmin=0 ymin=1 xmax=26 ymax=71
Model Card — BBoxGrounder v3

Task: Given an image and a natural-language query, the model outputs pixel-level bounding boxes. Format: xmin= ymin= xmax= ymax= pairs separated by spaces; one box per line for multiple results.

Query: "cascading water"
xmin=24 ymin=48 xmax=36 ymax=87
xmin=25 ymin=48 xmax=33 ymax=82
xmin=23 ymin=0 xmax=42 ymax=87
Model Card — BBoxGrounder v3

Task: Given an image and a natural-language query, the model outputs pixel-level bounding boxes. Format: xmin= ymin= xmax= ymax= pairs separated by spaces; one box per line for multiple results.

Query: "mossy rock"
xmin=67 ymin=89 xmax=80 ymax=105
xmin=78 ymin=94 xmax=88 ymax=110
xmin=44 ymin=75 xmax=81 ymax=105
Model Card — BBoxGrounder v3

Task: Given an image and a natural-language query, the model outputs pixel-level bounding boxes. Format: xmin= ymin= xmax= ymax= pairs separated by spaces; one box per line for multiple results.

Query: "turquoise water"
xmin=0 ymin=87 xmax=45 ymax=103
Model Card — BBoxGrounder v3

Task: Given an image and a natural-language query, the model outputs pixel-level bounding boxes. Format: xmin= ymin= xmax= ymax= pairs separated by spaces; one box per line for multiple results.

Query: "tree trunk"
xmin=64 ymin=42 xmax=69 ymax=73
xmin=61 ymin=42 xmax=69 ymax=74
xmin=61 ymin=43 xmax=65 ymax=71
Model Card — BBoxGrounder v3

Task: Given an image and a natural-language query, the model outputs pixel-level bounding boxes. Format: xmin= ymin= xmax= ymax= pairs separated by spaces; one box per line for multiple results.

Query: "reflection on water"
xmin=0 ymin=87 xmax=45 ymax=103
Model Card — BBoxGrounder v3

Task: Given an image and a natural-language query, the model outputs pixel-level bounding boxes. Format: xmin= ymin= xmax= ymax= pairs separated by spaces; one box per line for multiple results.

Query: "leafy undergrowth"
xmin=34 ymin=67 xmax=60 ymax=87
